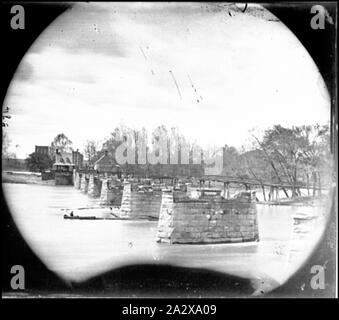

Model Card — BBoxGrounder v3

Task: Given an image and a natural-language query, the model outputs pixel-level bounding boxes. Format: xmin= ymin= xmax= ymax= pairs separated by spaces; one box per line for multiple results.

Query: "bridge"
xmin=202 ymin=174 xmax=331 ymax=201
xmin=202 ymin=175 xmax=329 ymax=190
xmin=141 ymin=174 xmax=329 ymax=191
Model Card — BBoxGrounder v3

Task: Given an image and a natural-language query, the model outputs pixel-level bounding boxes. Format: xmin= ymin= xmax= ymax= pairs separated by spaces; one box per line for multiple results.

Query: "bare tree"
xmin=83 ymin=140 xmax=99 ymax=165
xmin=50 ymin=133 xmax=73 ymax=157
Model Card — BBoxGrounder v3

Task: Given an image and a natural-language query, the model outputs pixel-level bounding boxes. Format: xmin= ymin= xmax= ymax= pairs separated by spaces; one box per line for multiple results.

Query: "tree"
xmin=297 ymin=124 xmax=332 ymax=195
xmin=262 ymin=125 xmax=307 ymax=197
xmin=83 ymin=140 xmax=99 ymax=165
xmin=103 ymin=125 xmax=128 ymax=160
xmin=151 ymin=125 xmax=169 ymax=164
xmin=2 ymin=131 xmax=11 ymax=158
xmin=249 ymin=124 xmax=332 ymax=198
xmin=240 ymin=149 xmax=271 ymax=201
xmin=26 ymin=152 xmax=53 ymax=172
xmin=50 ymin=133 xmax=73 ymax=156
xmin=168 ymin=127 xmax=187 ymax=165
xmin=221 ymin=145 xmax=242 ymax=176
xmin=134 ymin=126 xmax=148 ymax=165
xmin=2 ymin=131 xmax=17 ymax=159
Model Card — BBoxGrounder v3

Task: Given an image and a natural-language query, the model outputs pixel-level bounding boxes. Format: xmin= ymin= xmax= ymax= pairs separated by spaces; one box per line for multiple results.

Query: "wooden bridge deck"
xmin=202 ymin=175 xmax=330 ymax=191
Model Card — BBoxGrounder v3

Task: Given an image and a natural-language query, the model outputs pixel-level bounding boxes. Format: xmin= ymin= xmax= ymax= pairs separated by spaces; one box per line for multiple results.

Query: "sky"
xmin=3 ymin=2 xmax=330 ymax=159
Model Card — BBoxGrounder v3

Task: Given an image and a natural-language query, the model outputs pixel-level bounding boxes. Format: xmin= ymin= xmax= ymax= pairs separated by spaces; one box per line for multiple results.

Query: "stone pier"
xmin=87 ymin=174 xmax=102 ymax=197
xmin=119 ymin=182 xmax=132 ymax=218
xmin=116 ymin=183 xmax=163 ymax=219
xmin=55 ymin=172 xmax=73 ymax=185
xmin=99 ymin=179 xmax=123 ymax=206
xmin=100 ymin=179 xmax=109 ymax=204
xmin=130 ymin=185 xmax=162 ymax=219
xmin=80 ymin=174 xmax=89 ymax=194
xmin=156 ymin=189 xmax=174 ymax=242
xmin=74 ymin=171 xmax=81 ymax=189
xmin=156 ymin=190 xmax=259 ymax=244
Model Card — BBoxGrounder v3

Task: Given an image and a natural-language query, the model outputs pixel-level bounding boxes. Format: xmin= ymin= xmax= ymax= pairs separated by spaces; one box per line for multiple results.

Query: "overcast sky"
xmin=3 ymin=3 xmax=330 ymax=158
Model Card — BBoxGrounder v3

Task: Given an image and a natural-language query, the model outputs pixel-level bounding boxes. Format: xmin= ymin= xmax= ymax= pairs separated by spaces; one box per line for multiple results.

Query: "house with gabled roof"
xmin=94 ymin=150 xmax=120 ymax=174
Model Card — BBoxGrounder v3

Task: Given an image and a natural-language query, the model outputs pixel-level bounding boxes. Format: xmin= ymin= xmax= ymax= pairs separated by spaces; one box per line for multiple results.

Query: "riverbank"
xmin=2 ymin=171 xmax=55 ymax=185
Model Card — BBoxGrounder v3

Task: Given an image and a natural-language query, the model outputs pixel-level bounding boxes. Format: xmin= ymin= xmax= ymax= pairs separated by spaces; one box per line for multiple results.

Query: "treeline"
xmin=224 ymin=124 xmax=333 ymax=198
xmin=83 ymin=123 xmax=333 ymax=196
xmin=22 ymin=124 xmax=333 ymax=193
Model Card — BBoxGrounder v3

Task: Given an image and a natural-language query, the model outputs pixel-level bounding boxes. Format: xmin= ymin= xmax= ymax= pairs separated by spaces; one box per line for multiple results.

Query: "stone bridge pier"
xmin=156 ymin=190 xmax=259 ymax=244
xmin=156 ymin=189 xmax=174 ymax=242
xmin=99 ymin=179 xmax=109 ymax=205
xmin=99 ymin=179 xmax=123 ymax=206
xmin=74 ymin=171 xmax=81 ymax=189
xmin=80 ymin=174 xmax=89 ymax=194
xmin=117 ymin=183 xmax=163 ymax=219
xmin=118 ymin=182 xmax=132 ymax=218
xmin=87 ymin=174 xmax=102 ymax=197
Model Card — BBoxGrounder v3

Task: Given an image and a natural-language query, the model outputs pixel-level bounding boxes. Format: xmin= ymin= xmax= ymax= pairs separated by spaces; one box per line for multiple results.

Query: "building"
xmin=72 ymin=150 xmax=83 ymax=168
xmin=52 ymin=149 xmax=84 ymax=185
xmin=54 ymin=149 xmax=83 ymax=168
xmin=94 ymin=150 xmax=120 ymax=174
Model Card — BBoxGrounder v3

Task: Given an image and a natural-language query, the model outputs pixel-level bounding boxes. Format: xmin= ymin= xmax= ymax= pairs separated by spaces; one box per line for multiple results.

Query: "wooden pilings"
xmin=224 ymin=182 xmax=230 ymax=199
xmin=261 ymin=185 xmax=266 ymax=202
xmin=268 ymin=186 xmax=280 ymax=202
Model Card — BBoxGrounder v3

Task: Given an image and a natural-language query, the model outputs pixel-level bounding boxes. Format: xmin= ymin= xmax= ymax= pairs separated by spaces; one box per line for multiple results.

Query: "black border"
xmin=1 ymin=1 xmax=337 ymax=307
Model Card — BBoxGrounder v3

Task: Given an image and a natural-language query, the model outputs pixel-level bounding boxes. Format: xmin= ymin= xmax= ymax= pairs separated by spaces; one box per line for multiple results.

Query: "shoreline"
xmin=2 ymin=171 xmax=55 ymax=186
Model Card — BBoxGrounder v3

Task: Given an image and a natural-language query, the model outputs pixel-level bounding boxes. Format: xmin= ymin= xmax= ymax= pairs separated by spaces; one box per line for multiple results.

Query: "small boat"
xmin=63 ymin=213 xmax=158 ymax=221
xmin=63 ymin=214 xmax=100 ymax=220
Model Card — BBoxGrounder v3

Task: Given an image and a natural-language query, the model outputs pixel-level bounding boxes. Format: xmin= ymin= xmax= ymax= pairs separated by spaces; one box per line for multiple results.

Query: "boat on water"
xmin=63 ymin=214 xmax=99 ymax=220
xmin=62 ymin=206 xmax=117 ymax=219
xmin=63 ymin=213 xmax=158 ymax=221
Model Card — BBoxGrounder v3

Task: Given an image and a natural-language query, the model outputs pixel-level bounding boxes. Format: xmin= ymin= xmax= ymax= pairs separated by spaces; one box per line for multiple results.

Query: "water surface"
xmin=2 ymin=183 xmax=328 ymax=292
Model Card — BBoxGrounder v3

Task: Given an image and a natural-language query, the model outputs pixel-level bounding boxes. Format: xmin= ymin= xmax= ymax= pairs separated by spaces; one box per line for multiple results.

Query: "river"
xmin=2 ymin=183 xmax=329 ymax=294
